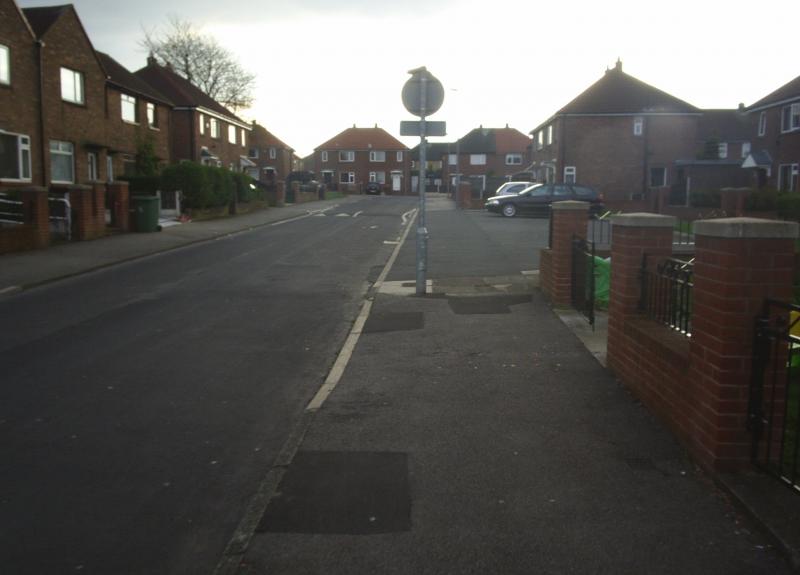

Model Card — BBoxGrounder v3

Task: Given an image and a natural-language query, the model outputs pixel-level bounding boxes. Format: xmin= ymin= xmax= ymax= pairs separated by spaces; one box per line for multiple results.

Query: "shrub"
xmin=689 ymin=189 xmax=721 ymax=208
xmin=122 ymin=175 xmax=161 ymax=196
xmin=207 ymin=168 xmax=234 ymax=208
xmin=777 ymin=193 xmax=800 ymax=222
xmin=232 ymin=172 xmax=261 ymax=203
xmin=160 ymin=163 xmax=213 ymax=209
xmin=745 ymin=188 xmax=779 ymax=211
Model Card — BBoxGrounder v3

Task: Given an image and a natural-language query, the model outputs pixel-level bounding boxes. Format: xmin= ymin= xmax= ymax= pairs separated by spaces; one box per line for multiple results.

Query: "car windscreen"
xmin=573 ymin=186 xmax=597 ymax=199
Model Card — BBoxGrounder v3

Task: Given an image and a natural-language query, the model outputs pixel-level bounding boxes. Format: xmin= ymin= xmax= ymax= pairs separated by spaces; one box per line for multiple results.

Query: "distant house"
xmin=96 ymin=51 xmax=172 ymax=179
xmin=446 ymin=126 xmax=531 ymax=194
xmin=529 ymin=60 xmax=702 ymax=210
xmin=313 ymin=126 xmax=410 ymax=194
xmin=743 ymin=75 xmax=800 ymax=192
xmin=135 ymin=56 xmax=252 ymax=172
xmin=246 ymin=122 xmax=294 ymax=183
xmin=0 ymin=0 xmax=40 ymax=186
xmin=410 ymin=142 xmax=452 ymax=193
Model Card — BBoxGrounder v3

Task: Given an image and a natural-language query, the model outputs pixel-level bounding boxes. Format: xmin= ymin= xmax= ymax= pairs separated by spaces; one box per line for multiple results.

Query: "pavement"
xmin=3 ymin=194 xmax=800 ymax=573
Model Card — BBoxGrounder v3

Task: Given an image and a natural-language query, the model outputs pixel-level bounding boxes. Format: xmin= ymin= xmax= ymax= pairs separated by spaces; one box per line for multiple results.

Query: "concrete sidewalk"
xmin=231 ymin=198 xmax=796 ymax=574
xmin=0 ymin=197 xmax=359 ymax=294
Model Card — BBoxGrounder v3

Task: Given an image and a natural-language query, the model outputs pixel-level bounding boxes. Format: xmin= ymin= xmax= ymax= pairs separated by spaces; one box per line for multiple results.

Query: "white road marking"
xmin=353 ymin=211 xmax=363 ymax=218
xmin=335 ymin=213 xmax=349 ymax=217
xmin=384 ymin=241 xmax=399 ymax=245
xmin=0 ymin=286 xmax=21 ymax=296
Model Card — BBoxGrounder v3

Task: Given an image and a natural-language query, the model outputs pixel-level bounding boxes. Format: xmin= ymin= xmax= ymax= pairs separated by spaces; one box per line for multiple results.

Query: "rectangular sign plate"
xmin=400 ymin=120 xmax=446 ymax=137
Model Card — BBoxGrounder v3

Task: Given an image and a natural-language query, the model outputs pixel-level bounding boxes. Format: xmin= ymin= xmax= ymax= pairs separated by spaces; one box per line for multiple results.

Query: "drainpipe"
xmin=36 ymin=39 xmax=47 ymax=186
xmin=642 ymin=116 xmax=650 ymax=209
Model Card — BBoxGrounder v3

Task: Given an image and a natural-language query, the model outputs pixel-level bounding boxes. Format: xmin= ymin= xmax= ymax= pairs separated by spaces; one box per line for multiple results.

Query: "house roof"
xmin=315 ymin=126 xmax=407 ymax=151
xmin=456 ymin=126 xmax=531 ymax=155
xmin=21 ymin=5 xmax=70 ymax=37
xmin=134 ymin=58 xmax=245 ymax=125
xmin=96 ymin=52 xmax=173 ymax=106
xmin=250 ymin=123 xmax=293 ymax=151
xmin=747 ymin=74 xmax=800 ymax=111
xmin=556 ymin=61 xmax=698 ymax=116
xmin=698 ymin=109 xmax=750 ymax=142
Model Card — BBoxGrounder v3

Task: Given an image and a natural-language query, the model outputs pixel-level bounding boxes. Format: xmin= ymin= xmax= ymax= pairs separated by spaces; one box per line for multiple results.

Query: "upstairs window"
xmin=634 ymin=116 xmax=644 ymax=136
xmin=269 ymin=147 xmax=277 ymax=159
xmin=782 ymin=103 xmax=800 ymax=133
xmin=563 ymin=166 xmax=577 ymax=184
xmin=649 ymin=167 xmax=667 ymax=187
xmin=321 ymin=151 xmax=328 ymax=162
xmin=241 ymin=129 xmax=246 ymax=147
xmin=0 ymin=132 xmax=32 ymax=181
xmin=470 ymin=154 xmax=486 ymax=165
xmin=210 ymin=118 xmax=219 ymax=139
xmin=146 ymin=103 xmax=158 ymax=128
xmin=397 ymin=151 xmax=403 ymax=162
xmin=0 ymin=44 xmax=9 ymax=85
xmin=121 ymin=94 xmax=137 ymax=123
xmin=199 ymin=113 xmax=205 ymax=135
xmin=228 ymin=125 xmax=237 ymax=144
xmin=369 ymin=150 xmax=386 ymax=162
xmin=339 ymin=150 xmax=355 ymax=162
xmin=758 ymin=111 xmax=766 ymax=137
xmin=505 ymin=153 xmax=522 ymax=165
xmin=60 ymin=67 xmax=84 ymax=104
xmin=546 ymin=125 xmax=553 ymax=146
xmin=536 ymin=131 xmax=543 ymax=150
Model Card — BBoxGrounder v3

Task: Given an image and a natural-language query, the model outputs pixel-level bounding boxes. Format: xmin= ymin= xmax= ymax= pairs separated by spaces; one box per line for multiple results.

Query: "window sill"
xmin=148 ymin=126 xmax=160 ymax=131
xmin=62 ymin=99 xmax=86 ymax=107
xmin=122 ymin=120 xmax=139 ymax=126
xmin=0 ymin=177 xmax=32 ymax=183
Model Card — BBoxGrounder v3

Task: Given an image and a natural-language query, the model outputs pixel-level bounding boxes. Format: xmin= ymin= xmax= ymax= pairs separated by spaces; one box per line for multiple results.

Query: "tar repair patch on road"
xmin=256 ymin=451 xmax=412 ymax=535
xmin=362 ymin=311 xmax=424 ymax=333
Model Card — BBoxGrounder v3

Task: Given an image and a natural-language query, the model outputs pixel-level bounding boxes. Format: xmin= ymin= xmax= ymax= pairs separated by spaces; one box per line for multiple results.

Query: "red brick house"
xmin=529 ymin=60 xmax=701 ymax=210
xmin=135 ymin=57 xmax=252 ymax=172
xmin=246 ymin=122 xmax=294 ymax=183
xmin=445 ymin=126 xmax=531 ymax=194
xmin=0 ymin=0 xmax=40 ymax=187
xmin=96 ymin=51 xmax=172 ymax=179
xmin=313 ymin=126 xmax=410 ymax=194
xmin=743 ymin=74 xmax=800 ymax=192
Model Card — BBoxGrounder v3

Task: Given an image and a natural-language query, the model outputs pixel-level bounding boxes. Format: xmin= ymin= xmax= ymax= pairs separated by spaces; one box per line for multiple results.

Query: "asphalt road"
xmin=0 ymin=196 xmax=418 ymax=574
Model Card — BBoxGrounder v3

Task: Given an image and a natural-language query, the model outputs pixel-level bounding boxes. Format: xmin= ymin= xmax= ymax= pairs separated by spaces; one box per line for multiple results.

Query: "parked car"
xmin=492 ymin=181 xmax=532 ymax=197
xmin=365 ymin=181 xmax=383 ymax=195
xmin=485 ymin=183 xmax=605 ymax=217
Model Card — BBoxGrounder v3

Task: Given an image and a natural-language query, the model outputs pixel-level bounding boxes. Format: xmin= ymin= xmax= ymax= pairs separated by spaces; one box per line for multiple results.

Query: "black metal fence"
xmin=571 ymin=234 xmax=595 ymax=327
xmin=640 ymin=256 xmax=693 ymax=336
xmin=749 ymin=299 xmax=800 ymax=492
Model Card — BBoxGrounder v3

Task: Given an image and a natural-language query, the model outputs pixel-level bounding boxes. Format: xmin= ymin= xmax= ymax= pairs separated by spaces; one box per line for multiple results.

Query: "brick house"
xmin=445 ymin=126 xmax=531 ymax=194
xmin=529 ymin=60 xmax=702 ymax=211
xmin=246 ymin=122 xmax=294 ymax=183
xmin=410 ymin=142 xmax=453 ymax=193
xmin=743 ymin=74 xmax=800 ymax=192
xmin=313 ymin=126 xmax=410 ymax=194
xmin=22 ymin=5 xmax=108 ymax=185
xmin=135 ymin=57 xmax=252 ymax=172
xmin=0 ymin=0 xmax=40 ymax=187
xmin=96 ymin=51 xmax=172 ymax=179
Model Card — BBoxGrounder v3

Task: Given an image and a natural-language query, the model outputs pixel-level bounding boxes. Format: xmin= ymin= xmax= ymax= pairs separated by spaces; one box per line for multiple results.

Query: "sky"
xmin=17 ymin=0 xmax=800 ymax=157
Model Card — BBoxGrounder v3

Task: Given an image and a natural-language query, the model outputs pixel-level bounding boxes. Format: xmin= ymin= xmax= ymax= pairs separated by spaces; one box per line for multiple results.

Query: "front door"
xmin=392 ymin=174 xmax=401 ymax=193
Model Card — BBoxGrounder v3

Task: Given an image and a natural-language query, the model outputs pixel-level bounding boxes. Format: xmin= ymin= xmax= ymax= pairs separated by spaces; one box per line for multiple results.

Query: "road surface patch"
xmin=363 ymin=311 xmax=424 ymax=333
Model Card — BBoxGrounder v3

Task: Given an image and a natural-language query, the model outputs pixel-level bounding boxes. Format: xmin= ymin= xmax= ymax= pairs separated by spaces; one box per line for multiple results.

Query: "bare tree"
xmin=142 ymin=16 xmax=256 ymax=111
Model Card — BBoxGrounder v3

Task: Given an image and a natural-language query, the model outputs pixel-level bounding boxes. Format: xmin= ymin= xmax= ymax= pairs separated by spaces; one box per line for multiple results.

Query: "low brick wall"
xmin=0 ymin=187 xmax=50 ymax=255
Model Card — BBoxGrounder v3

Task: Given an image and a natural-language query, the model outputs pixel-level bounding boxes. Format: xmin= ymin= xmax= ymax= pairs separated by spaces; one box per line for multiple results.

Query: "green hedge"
xmin=745 ymin=188 xmax=779 ymax=211
xmin=160 ymin=163 xmax=238 ymax=210
xmin=121 ymin=175 xmax=161 ymax=196
xmin=778 ymin=193 xmax=800 ymax=221
xmin=689 ymin=189 xmax=721 ymax=208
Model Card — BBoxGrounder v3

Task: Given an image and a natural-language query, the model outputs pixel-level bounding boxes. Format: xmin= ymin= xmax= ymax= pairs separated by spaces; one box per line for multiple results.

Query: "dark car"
xmin=484 ymin=183 xmax=605 ymax=217
xmin=365 ymin=181 xmax=383 ymax=195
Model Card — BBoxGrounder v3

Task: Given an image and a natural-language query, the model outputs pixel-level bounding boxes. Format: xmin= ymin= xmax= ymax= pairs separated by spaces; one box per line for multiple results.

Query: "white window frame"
xmin=369 ymin=150 xmax=386 ymax=162
xmin=505 ymin=153 xmax=523 ymax=165
xmin=536 ymin=131 xmax=543 ymax=150
xmin=106 ymin=155 xmax=114 ymax=182
xmin=781 ymin=103 xmax=800 ymax=133
xmin=121 ymin=93 xmax=137 ymax=123
xmin=228 ymin=124 xmax=237 ymax=144
xmin=339 ymin=171 xmax=355 ymax=184
xmin=241 ymin=129 xmax=246 ymax=147
xmin=199 ymin=113 xmax=205 ymax=135
xmin=87 ymin=152 xmax=98 ymax=181
xmin=49 ymin=140 xmax=75 ymax=184
xmin=758 ymin=111 xmax=767 ymax=137
xmin=778 ymin=163 xmax=799 ymax=192
xmin=563 ymin=166 xmax=577 ymax=184
xmin=248 ymin=147 xmax=259 ymax=159
xmin=397 ymin=151 xmax=403 ymax=162
xmin=448 ymin=154 xmax=457 ymax=166
xmin=321 ymin=151 xmax=328 ymax=162
xmin=146 ymin=102 xmax=158 ymax=129
xmin=649 ymin=167 xmax=667 ymax=188
xmin=369 ymin=171 xmax=385 ymax=184
xmin=60 ymin=67 xmax=84 ymax=104
xmin=546 ymin=125 xmax=553 ymax=146
xmin=0 ymin=44 xmax=9 ymax=85
xmin=269 ymin=147 xmax=277 ymax=159
xmin=0 ymin=132 xmax=32 ymax=182
xmin=634 ymin=117 xmax=644 ymax=136
xmin=718 ymin=142 xmax=728 ymax=159
xmin=210 ymin=118 xmax=219 ymax=139
xmin=339 ymin=150 xmax=355 ymax=162
xmin=470 ymin=154 xmax=486 ymax=166
xmin=741 ymin=142 xmax=751 ymax=158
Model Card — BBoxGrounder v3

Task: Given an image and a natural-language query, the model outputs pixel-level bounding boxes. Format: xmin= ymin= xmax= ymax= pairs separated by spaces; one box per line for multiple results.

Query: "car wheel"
xmin=501 ymin=203 xmax=517 ymax=217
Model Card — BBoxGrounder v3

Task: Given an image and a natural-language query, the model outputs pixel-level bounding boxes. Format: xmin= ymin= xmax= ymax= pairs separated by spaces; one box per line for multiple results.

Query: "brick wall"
xmin=538 ymin=201 xmax=591 ymax=307
xmin=0 ymin=186 xmax=50 ymax=254
xmin=316 ymin=149 xmax=410 ymax=194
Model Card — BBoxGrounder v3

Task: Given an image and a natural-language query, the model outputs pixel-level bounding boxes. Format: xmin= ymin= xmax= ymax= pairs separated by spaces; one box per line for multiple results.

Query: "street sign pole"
xmin=416 ymin=74 xmax=427 ymax=295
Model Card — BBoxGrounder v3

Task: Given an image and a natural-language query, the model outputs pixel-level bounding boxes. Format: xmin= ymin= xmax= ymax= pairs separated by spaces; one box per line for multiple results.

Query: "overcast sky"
xmin=17 ymin=0 xmax=800 ymax=157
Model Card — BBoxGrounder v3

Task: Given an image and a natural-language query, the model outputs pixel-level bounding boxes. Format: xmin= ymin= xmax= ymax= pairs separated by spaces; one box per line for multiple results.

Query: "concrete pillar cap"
xmin=694 ymin=217 xmax=799 ymax=239
xmin=611 ymin=213 xmax=675 ymax=228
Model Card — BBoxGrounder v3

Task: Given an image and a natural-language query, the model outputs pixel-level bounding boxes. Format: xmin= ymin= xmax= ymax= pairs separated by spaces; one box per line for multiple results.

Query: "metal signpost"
xmin=401 ymin=67 xmax=445 ymax=295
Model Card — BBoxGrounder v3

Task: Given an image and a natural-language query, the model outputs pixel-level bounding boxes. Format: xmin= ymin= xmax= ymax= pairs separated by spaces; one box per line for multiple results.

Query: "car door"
xmin=517 ymin=184 xmax=552 ymax=214
xmin=548 ymin=184 xmax=572 ymax=214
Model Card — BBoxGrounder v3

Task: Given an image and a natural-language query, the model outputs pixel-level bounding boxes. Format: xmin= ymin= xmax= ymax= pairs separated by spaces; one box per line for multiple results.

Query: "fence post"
xmin=606 ymin=213 xmax=675 ymax=374
xmin=540 ymin=201 xmax=590 ymax=307
xmin=689 ymin=217 xmax=798 ymax=471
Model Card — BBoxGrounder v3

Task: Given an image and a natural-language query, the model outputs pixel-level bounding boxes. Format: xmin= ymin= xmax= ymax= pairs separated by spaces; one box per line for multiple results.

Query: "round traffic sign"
xmin=402 ymin=68 xmax=444 ymax=117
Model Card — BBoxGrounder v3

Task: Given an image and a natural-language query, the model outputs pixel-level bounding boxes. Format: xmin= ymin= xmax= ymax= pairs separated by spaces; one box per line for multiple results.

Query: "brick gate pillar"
xmin=20 ymin=186 xmax=50 ymax=249
xmin=107 ymin=181 xmax=130 ymax=232
xmin=275 ymin=181 xmax=286 ymax=207
xmin=689 ymin=218 xmax=798 ymax=471
xmin=540 ymin=201 xmax=590 ymax=307
xmin=606 ymin=213 xmax=675 ymax=374
xmin=457 ymin=181 xmax=472 ymax=209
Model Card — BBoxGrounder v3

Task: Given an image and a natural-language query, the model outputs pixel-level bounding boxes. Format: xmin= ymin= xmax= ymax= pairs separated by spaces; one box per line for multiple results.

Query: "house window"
xmin=758 ymin=111 xmax=766 ymax=137
xmin=633 ymin=117 xmax=644 ymax=136
xmin=505 ymin=153 xmax=522 ymax=165
xmin=269 ymin=147 xmax=277 ymax=160
xmin=339 ymin=171 xmax=355 ymax=183
xmin=781 ymin=103 xmax=800 ymax=133
xmin=369 ymin=171 xmax=385 ymax=183
xmin=649 ymin=167 xmax=667 ymax=187
xmin=536 ymin=131 xmax=543 ymax=150
xmin=741 ymin=142 xmax=751 ymax=158
xmin=49 ymin=140 xmax=74 ymax=183
xmin=448 ymin=154 xmax=457 ymax=165
xmin=60 ymin=67 xmax=84 ymax=104
xmin=397 ymin=151 xmax=403 ymax=162
xmin=0 ymin=132 xmax=31 ymax=181
xmin=121 ymin=94 xmax=137 ymax=123
xmin=87 ymin=152 xmax=98 ymax=181
xmin=779 ymin=164 xmax=799 ymax=192
xmin=106 ymin=155 xmax=114 ymax=182
xmin=563 ymin=166 xmax=576 ymax=184
xmin=210 ymin=118 xmax=219 ymax=138
xmin=718 ymin=142 xmax=728 ymax=159
xmin=339 ymin=151 xmax=355 ymax=162
xmin=122 ymin=154 xmax=136 ymax=177
xmin=321 ymin=151 xmax=328 ymax=162
xmin=0 ymin=44 xmax=9 ymax=85
xmin=146 ymin=103 xmax=158 ymax=128
xmin=241 ymin=129 xmax=246 ymax=147
xmin=228 ymin=125 xmax=237 ymax=144
xmin=248 ymin=147 xmax=259 ymax=159
xmin=546 ymin=125 xmax=553 ymax=146
xmin=370 ymin=150 xmax=386 ymax=162
xmin=199 ymin=113 xmax=205 ymax=135
xmin=470 ymin=154 xmax=486 ymax=165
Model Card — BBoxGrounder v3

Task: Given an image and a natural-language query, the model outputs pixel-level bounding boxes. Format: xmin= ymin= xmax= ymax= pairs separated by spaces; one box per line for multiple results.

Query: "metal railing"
xmin=0 ymin=193 xmax=24 ymax=226
xmin=640 ymin=256 xmax=694 ymax=336
xmin=48 ymin=195 xmax=71 ymax=241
